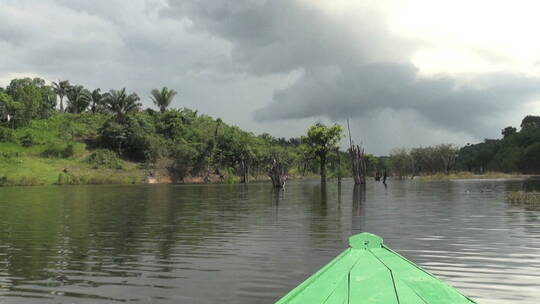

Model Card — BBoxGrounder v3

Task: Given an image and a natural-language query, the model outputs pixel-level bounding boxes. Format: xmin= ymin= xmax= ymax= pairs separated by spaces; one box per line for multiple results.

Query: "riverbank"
xmin=0 ymin=155 xmax=145 ymax=186
xmin=0 ymin=154 xmax=318 ymax=187
xmin=417 ymin=171 xmax=526 ymax=181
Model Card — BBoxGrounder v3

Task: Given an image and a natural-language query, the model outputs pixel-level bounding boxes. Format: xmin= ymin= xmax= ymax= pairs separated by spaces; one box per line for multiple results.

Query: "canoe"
xmin=275 ymin=233 xmax=477 ymax=304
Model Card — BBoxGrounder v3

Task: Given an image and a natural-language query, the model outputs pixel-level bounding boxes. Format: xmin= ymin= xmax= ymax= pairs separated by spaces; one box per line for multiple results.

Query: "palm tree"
xmin=90 ymin=88 xmax=104 ymax=113
xmin=51 ymin=80 xmax=70 ymax=113
xmin=65 ymin=85 xmax=91 ymax=114
xmin=103 ymin=88 xmax=142 ymax=122
xmin=151 ymin=87 xmax=177 ymax=113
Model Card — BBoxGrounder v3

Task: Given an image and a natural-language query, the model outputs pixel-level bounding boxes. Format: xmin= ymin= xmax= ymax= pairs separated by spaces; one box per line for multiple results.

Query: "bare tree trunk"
xmin=269 ymin=158 xmax=287 ymax=188
xmin=320 ymin=153 xmax=327 ymax=183
xmin=336 ymin=147 xmax=342 ymax=184
xmin=349 ymin=144 xmax=366 ymax=184
xmin=347 ymin=118 xmax=367 ymax=185
xmin=240 ymin=157 xmax=249 ymax=184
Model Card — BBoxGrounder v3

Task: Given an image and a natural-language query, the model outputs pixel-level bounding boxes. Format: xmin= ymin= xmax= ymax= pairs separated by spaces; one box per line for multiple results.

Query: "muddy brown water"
xmin=0 ymin=178 xmax=539 ymax=303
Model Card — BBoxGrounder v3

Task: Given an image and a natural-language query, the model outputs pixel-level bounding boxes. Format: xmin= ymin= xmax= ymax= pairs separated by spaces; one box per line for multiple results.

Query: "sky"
xmin=1 ymin=0 xmax=540 ymax=155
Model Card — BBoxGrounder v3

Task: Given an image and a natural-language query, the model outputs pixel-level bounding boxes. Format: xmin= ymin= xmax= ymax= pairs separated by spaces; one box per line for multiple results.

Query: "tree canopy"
xmin=151 ymin=87 xmax=178 ymax=113
xmin=304 ymin=123 xmax=343 ymax=182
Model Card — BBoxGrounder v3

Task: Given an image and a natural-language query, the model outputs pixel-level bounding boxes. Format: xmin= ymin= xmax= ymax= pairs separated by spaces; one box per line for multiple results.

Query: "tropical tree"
xmin=521 ymin=115 xmax=540 ymax=130
xmin=103 ymin=88 xmax=142 ymax=122
xmin=151 ymin=87 xmax=177 ymax=113
xmin=388 ymin=148 xmax=413 ymax=179
xmin=5 ymin=78 xmax=53 ymax=125
xmin=65 ymin=85 xmax=91 ymax=114
xmin=304 ymin=123 xmax=343 ymax=183
xmin=502 ymin=126 xmax=517 ymax=138
xmin=0 ymin=91 xmax=16 ymax=127
xmin=90 ymin=88 xmax=105 ymax=113
xmin=51 ymin=80 xmax=70 ymax=113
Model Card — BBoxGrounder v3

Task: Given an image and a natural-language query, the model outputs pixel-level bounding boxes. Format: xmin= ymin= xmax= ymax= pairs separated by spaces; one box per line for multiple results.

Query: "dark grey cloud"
xmin=255 ymin=63 xmax=540 ymax=137
xmin=164 ymin=0 xmax=540 ymax=150
xmin=165 ymin=0 xmax=416 ymax=74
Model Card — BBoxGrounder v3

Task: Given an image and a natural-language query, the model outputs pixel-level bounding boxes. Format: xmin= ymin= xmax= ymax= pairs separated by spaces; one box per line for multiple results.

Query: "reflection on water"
xmin=0 ymin=178 xmax=539 ymax=303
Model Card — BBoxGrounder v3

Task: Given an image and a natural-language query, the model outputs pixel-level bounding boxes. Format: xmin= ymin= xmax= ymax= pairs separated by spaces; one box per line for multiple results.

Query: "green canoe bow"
xmin=275 ymin=233 xmax=477 ymax=304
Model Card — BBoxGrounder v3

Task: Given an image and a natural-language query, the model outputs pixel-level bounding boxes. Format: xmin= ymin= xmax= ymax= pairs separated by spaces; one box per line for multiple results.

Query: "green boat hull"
xmin=275 ymin=233 xmax=477 ymax=304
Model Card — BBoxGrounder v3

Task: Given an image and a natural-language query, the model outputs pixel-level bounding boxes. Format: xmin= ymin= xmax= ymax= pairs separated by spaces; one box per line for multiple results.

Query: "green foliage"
xmin=0 ymin=91 xmax=16 ymax=126
xmin=0 ymin=127 xmax=17 ymax=143
xmin=87 ymin=149 xmax=123 ymax=169
xmin=521 ymin=143 xmax=540 ymax=173
xmin=169 ymin=141 xmax=198 ymax=181
xmin=520 ymin=115 xmax=540 ymax=130
xmin=42 ymin=142 xmax=85 ymax=158
xmin=221 ymin=167 xmax=239 ymax=184
xmin=1 ymin=76 xmax=346 ymax=186
xmin=65 ymin=85 xmax=91 ymax=114
xmin=304 ymin=123 xmax=343 ymax=181
xmin=151 ymin=87 xmax=178 ymax=113
xmin=52 ymin=80 xmax=70 ymax=112
xmin=102 ymin=88 xmax=142 ymax=122
xmin=502 ymin=126 xmax=517 ymax=138
xmin=90 ymin=88 xmax=106 ymax=113
xmin=19 ymin=132 xmax=38 ymax=147
xmin=304 ymin=123 xmax=343 ymax=157
xmin=455 ymin=121 xmax=540 ymax=173
xmin=388 ymin=147 xmax=413 ymax=178
xmin=6 ymin=77 xmax=56 ymax=124
xmin=99 ymin=113 xmax=166 ymax=162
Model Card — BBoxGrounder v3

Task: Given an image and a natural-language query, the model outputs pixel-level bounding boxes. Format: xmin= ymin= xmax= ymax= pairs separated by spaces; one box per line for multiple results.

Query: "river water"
xmin=0 ymin=178 xmax=539 ymax=303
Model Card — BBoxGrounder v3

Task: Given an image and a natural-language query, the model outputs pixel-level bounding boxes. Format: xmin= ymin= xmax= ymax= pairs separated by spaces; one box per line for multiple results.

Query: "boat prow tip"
xmin=349 ymin=232 xmax=383 ymax=249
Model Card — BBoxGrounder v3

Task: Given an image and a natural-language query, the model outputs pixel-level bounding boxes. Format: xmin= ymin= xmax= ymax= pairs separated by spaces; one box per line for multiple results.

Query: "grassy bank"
xmin=0 ymin=155 xmax=145 ymax=186
xmin=417 ymin=171 xmax=525 ymax=181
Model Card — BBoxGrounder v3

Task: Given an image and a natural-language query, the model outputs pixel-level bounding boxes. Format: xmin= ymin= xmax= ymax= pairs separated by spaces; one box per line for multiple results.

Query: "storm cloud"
xmin=164 ymin=0 xmax=540 ymax=150
xmin=1 ymin=0 xmax=540 ymax=153
xmin=256 ymin=63 xmax=540 ymax=136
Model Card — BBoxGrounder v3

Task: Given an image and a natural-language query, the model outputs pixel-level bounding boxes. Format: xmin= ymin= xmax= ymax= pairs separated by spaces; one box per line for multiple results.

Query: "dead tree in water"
xmin=349 ymin=144 xmax=367 ymax=184
xmin=268 ymin=158 xmax=287 ymax=188
xmin=347 ymin=119 xmax=367 ymax=185
xmin=240 ymin=156 xmax=249 ymax=184
xmin=335 ymin=147 xmax=342 ymax=184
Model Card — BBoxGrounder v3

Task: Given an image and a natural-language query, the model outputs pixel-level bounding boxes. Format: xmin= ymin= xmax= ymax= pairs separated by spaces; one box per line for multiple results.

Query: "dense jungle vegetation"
xmin=0 ymin=77 xmax=358 ymax=186
xmin=0 ymin=77 xmax=539 ymax=186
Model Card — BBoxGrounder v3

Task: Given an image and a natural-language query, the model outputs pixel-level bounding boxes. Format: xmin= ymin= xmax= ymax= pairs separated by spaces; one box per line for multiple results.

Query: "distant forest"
xmin=385 ymin=115 xmax=540 ymax=177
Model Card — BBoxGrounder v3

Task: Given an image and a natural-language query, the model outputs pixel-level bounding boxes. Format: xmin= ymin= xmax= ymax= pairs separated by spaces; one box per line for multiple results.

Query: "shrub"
xmin=98 ymin=116 xmax=166 ymax=162
xmin=87 ymin=149 xmax=123 ymax=169
xmin=64 ymin=143 xmax=85 ymax=158
xmin=0 ymin=127 xmax=17 ymax=143
xmin=98 ymin=120 xmax=126 ymax=153
xmin=19 ymin=132 xmax=37 ymax=147
xmin=41 ymin=144 xmax=65 ymax=158
xmin=42 ymin=142 xmax=86 ymax=158
xmin=169 ymin=142 xmax=198 ymax=182
xmin=222 ymin=167 xmax=238 ymax=184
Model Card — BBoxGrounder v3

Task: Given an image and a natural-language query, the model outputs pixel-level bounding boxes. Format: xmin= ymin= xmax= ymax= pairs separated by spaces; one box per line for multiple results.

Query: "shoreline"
xmin=415 ymin=172 xmax=530 ymax=181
